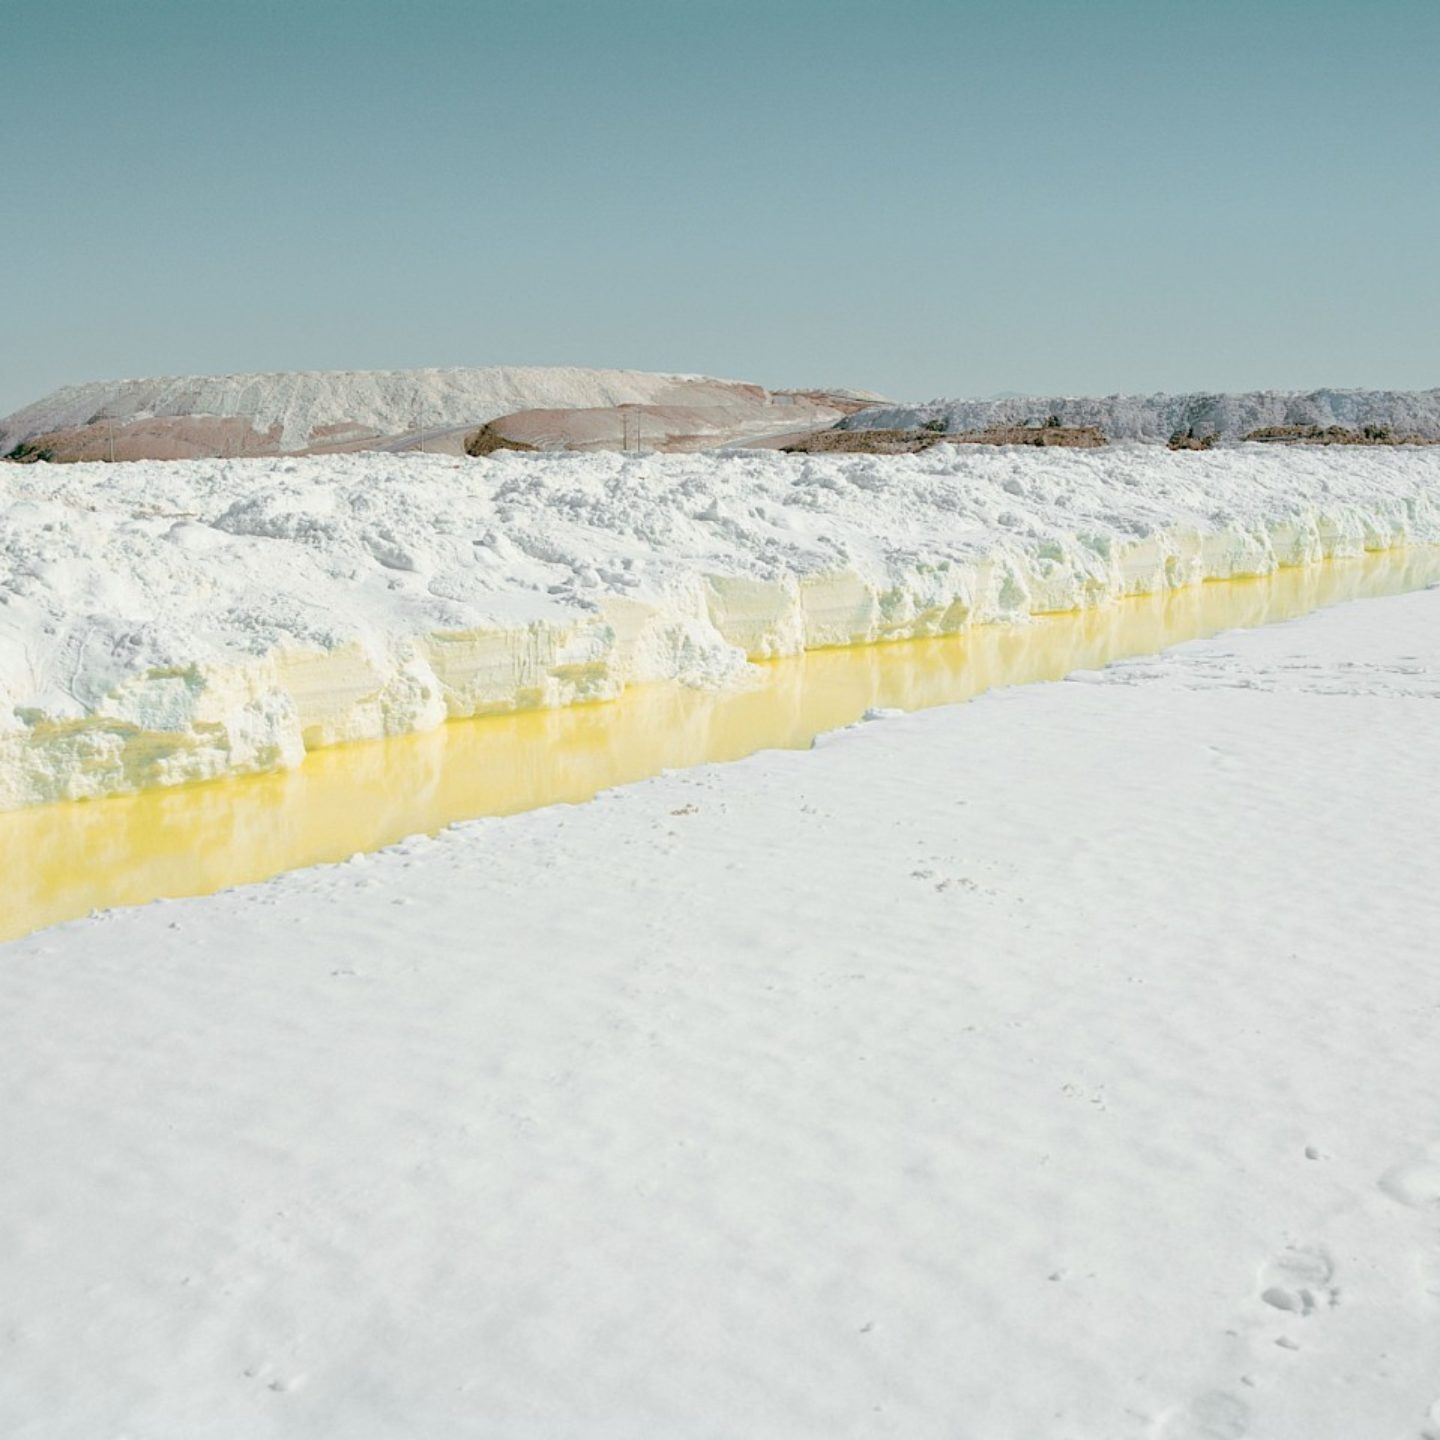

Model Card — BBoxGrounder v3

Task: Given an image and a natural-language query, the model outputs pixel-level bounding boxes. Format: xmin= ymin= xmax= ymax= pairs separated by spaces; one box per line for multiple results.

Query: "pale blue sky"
xmin=3 ymin=0 xmax=1437 ymax=414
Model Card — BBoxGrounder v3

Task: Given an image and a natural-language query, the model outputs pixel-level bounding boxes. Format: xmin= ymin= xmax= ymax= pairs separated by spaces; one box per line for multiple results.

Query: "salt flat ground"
xmin=4 ymin=589 xmax=1440 ymax=1438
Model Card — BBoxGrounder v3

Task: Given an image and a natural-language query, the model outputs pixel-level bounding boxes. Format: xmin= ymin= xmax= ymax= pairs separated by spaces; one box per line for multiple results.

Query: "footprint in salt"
xmin=1152 ymin=1390 xmax=1251 ymax=1439
xmin=1420 ymin=1396 xmax=1440 ymax=1440
xmin=1377 ymin=1145 xmax=1440 ymax=1325
xmin=1379 ymin=1149 xmax=1440 ymax=1211
xmin=1257 ymin=1245 xmax=1338 ymax=1318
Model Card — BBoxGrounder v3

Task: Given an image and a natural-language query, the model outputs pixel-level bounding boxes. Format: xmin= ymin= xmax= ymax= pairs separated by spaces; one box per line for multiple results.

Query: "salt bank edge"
xmin=5 ymin=445 xmax=1440 ymax=811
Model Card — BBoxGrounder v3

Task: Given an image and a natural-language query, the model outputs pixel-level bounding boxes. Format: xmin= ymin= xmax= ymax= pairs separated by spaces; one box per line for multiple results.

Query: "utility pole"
xmin=107 ymin=417 xmax=115 ymax=463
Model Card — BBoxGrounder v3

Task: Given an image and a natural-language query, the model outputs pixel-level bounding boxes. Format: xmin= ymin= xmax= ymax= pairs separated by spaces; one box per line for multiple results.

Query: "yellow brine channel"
xmin=4 ymin=546 xmax=1439 ymax=944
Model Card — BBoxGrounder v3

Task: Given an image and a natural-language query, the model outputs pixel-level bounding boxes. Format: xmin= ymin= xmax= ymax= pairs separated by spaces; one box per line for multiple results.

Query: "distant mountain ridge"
xmin=842 ymin=388 xmax=1440 ymax=441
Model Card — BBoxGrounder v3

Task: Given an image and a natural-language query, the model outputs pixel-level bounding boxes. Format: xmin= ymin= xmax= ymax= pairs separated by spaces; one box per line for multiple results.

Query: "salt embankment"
xmin=3 ymin=444 xmax=1440 ymax=808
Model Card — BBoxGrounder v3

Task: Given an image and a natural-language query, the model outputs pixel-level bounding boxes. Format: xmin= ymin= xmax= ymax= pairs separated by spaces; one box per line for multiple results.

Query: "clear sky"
xmin=4 ymin=0 xmax=1437 ymax=415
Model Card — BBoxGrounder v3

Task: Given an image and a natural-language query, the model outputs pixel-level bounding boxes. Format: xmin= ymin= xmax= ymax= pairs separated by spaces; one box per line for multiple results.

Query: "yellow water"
xmin=5 ymin=546 xmax=1439 ymax=944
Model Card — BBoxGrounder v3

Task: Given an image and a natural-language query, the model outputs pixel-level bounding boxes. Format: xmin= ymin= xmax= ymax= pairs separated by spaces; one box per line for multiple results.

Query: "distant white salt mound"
xmin=843 ymin=388 xmax=1440 ymax=441
xmin=0 ymin=365 xmax=792 ymax=460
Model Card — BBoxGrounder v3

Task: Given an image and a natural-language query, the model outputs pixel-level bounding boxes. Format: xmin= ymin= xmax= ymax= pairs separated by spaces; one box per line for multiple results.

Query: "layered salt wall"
xmin=3 ymin=445 xmax=1440 ymax=810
